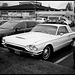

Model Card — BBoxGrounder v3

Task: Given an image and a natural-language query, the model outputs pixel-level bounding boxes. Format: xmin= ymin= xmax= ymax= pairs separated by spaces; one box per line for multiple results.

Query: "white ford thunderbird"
xmin=2 ymin=23 xmax=75 ymax=60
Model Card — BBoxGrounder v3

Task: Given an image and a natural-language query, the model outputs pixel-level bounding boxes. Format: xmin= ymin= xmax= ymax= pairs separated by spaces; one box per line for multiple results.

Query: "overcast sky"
xmin=0 ymin=1 xmax=74 ymax=9
xmin=39 ymin=1 xmax=74 ymax=9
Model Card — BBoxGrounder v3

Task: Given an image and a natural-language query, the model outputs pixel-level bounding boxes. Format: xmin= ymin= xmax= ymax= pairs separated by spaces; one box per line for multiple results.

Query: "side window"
xmin=60 ymin=17 xmax=66 ymax=21
xmin=57 ymin=26 xmax=69 ymax=35
xmin=16 ymin=22 xmax=27 ymax=29
xmin=27 ymin=22 xmax=37 ymax=28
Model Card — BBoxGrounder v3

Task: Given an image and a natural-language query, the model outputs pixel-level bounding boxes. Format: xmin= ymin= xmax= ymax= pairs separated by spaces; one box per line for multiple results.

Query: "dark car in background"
xmin=0 ymin=19 xmax=40 ymax=45
xmin=0 ymin=20 xmax=8 ymax=26
xmin=46 ymin=16 xmax=73 ymax=27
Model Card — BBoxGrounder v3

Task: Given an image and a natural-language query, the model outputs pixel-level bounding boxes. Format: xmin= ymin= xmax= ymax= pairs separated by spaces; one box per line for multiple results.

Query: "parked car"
xmin=47 ymin=16 xmax=60 ymax=22
xmin=59 ymin=17 xmax=72 ymax=26
xmin=0 ymin=19 xmax=40 ymax=44
xmin=33 ymin=17 xmax=47 ymax=22
xmin=47 ymin=16 xmax=72 ymax=26
xmin=0 ymin=20 xmax=8 ymax=26
xmin=2 ymin=23 xmax=75 ymax=60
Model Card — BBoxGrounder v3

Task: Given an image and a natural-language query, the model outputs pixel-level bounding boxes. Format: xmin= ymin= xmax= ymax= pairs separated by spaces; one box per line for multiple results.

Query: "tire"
xmin=70 ymin=40 xmax=74 ymax=47
xmin=42 ymin=46 xmax=51 ymax=60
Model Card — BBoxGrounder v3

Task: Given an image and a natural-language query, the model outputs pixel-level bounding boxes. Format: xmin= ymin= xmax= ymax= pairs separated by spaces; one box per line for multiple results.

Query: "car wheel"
xmin=68 ymin=39 xmax=75 ymax=50
xmin=70 ymin=40 xmax=74 ymax=47
xmin=42 ymin=46 xmax=51 ymax=60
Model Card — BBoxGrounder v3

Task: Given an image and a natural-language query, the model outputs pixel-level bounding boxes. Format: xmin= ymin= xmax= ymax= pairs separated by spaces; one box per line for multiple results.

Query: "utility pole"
xmin=35 ymin=0 xmax=37 ymax=20
xmin=74 ymin=1 xmax=75 ymax=23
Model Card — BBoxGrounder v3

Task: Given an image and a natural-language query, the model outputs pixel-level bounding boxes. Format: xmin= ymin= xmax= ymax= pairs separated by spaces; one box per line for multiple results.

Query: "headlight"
xmin=2 ymin=39 xmax=5 ymax=43
xmin=25 ymin=45 xmax=38 ymax=51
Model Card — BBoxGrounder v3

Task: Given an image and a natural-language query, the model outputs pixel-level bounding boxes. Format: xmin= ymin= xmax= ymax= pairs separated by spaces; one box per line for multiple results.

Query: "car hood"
xmin=3 ymin=32 xmax=57 ymax=46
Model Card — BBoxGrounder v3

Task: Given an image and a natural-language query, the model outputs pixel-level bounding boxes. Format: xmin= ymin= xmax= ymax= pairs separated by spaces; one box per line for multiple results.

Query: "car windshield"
xmin=31 ymin=24 xmax=57 ymax=35
xmin=0 ymin=20 xmax=20 ymax=29
xmin=0 ymin=21 xmax=7 ymax=25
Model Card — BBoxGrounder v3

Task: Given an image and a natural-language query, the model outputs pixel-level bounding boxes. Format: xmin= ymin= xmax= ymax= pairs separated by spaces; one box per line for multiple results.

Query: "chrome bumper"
xmin=8 ymin=46 xmax=42 ymax=55
xmin=2 ymin=43 xmax=43 ymax=56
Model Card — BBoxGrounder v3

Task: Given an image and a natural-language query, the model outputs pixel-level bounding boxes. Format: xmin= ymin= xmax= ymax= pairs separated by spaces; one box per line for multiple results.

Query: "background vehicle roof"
xmin=8 ymin=19 xmax=39 ymax=23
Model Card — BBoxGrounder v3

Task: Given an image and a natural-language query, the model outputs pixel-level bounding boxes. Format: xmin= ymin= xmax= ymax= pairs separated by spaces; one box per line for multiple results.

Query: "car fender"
xmin=36 ymin=40 xmax=54 ymax=52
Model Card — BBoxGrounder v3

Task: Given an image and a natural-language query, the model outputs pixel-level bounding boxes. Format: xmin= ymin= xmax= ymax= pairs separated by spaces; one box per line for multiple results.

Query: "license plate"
xmin=15 ymin=50 xmax=20 ymax=55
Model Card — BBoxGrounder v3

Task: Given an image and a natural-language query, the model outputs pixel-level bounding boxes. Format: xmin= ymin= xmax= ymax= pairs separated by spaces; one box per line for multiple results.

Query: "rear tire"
xmin=70 ymin=40 xmax=74 ymax=47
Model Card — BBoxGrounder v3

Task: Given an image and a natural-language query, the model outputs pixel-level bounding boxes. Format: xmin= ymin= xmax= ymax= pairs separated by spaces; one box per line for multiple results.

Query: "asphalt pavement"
xmin=0 ymin=47 xmax=75 ymax=74
xmin=56 ymin=52 xmax=74 ymax=69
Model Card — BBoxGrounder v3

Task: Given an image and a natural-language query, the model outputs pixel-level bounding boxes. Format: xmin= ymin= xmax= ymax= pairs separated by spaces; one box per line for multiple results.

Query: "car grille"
xmin=6 ymin=44 xmax=25 ymax=51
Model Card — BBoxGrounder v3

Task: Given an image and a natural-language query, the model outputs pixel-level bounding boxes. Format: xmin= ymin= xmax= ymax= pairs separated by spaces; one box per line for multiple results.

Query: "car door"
xmin=25 ymin=21 xmax=38 ymax=32
xmin=14 ymin=22 xmax=27 ymax=34
xmin=54 ymin=26 xmax=71 ymax=51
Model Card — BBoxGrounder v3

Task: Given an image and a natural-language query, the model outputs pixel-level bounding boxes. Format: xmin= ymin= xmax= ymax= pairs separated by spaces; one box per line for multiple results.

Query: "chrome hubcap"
xmin=43 ymin=47 xmax=50 ymax=59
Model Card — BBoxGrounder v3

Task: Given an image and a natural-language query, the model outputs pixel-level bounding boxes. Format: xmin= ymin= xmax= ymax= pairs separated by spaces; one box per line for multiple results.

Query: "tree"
xmin=2 ymin=3 xmax=8 ymax=7
xmin=66 ymin=2 xmax=73 ymax=11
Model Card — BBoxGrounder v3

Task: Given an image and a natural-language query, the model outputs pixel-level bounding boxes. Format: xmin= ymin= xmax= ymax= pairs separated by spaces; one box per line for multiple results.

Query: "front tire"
xmin=42 ymin=46 xmax=51 ymax=60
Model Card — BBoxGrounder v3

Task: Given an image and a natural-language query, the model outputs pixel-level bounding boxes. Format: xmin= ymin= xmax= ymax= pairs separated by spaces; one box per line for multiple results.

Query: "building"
xmin=0 ymin=1 xmax=51 ymax=19
xmin=0 ymin=1 xmax=74 ymax=20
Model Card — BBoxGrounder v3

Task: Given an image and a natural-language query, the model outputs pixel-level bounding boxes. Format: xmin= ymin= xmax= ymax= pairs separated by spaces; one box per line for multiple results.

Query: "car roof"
xmin=37 ymin=23 xmax=67 ymax=27
xmin=8 ymin=19 xmax=39 ymax=23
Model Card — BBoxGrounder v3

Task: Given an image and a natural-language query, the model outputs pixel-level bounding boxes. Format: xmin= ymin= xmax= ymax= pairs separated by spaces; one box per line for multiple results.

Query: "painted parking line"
xmin=54 ymin=52 xmax=73 ymax=64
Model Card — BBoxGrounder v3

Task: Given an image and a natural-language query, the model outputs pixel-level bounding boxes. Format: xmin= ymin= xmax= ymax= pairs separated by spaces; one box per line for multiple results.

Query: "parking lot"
xmin=0 ymin=15 xmax=75 ymax=74
xmin=0 ymin=46 xmax=75 ymax=74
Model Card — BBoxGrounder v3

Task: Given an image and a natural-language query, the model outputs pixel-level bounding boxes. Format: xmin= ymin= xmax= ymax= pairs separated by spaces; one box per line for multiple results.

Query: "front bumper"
xmin=2 ymin=43 xmax=43 ymax=56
